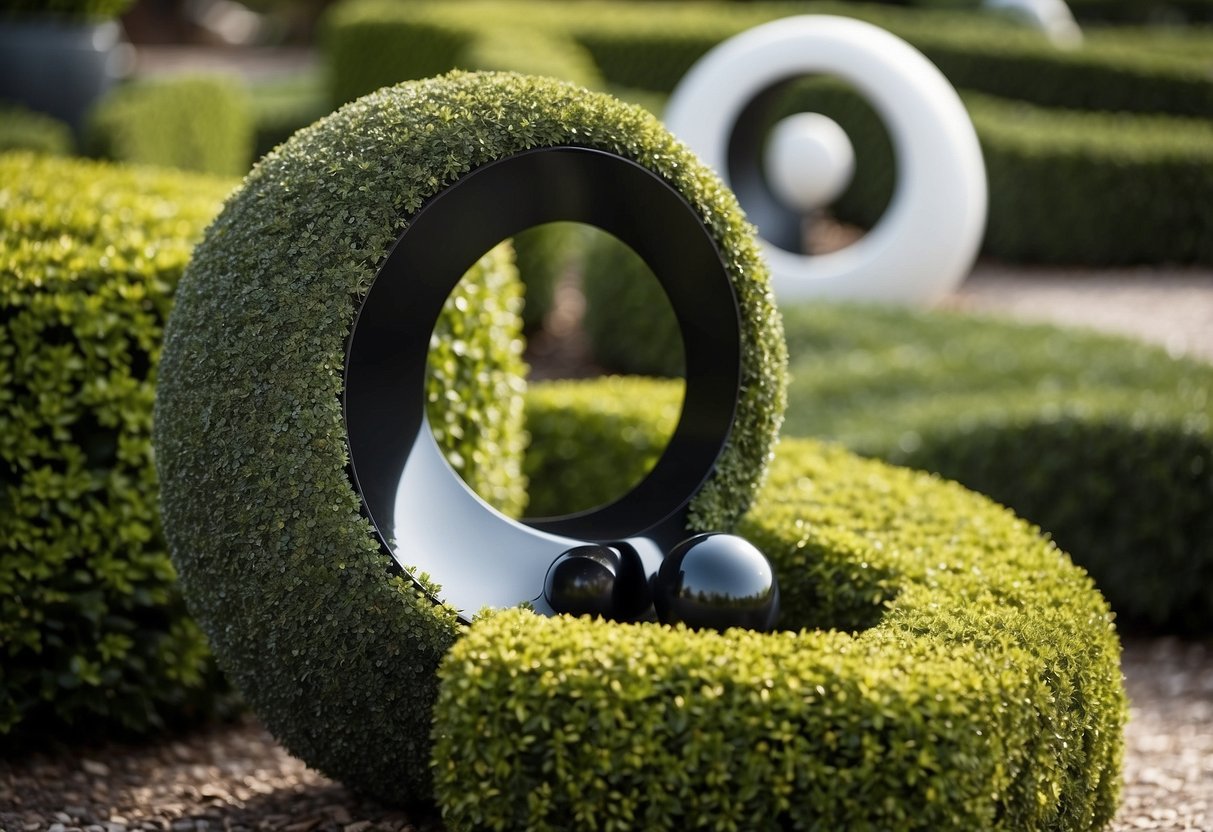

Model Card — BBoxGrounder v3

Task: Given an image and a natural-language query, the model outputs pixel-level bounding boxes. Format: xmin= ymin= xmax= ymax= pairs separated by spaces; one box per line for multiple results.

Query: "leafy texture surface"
xmin=436 ymin=432 xmax=1127 ymax=832
xmin=0 ymin=152 xmax=234 ymax=738
xmin=154 ymin=72 xmax=785 ymax=803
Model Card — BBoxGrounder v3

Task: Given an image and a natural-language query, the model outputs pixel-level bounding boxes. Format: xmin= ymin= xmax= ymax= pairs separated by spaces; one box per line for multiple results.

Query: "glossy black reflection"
xmin=652 ymin=533 xmax=780 ymax=632
xmin=726 ymin=78 xmax=812 ymax=254
xmin=544 ymin=542 xmax=651 ymax=621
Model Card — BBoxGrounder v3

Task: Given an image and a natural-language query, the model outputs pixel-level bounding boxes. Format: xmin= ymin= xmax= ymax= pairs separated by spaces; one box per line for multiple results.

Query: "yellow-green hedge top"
xmin=435 ymin=436 xmax=1127 ymax=831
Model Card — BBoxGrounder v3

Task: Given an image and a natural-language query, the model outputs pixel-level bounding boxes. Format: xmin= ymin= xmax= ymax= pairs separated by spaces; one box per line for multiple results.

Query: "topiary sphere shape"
xmin=153 ymin=71 xmax=787 ymax=805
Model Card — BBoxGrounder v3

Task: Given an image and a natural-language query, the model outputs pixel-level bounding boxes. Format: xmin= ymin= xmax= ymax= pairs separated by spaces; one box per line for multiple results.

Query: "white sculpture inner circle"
xmin=763 ymin=112 xmax=856 ymax=214
xmin=664 ymin=15 xmax=988 ymax=306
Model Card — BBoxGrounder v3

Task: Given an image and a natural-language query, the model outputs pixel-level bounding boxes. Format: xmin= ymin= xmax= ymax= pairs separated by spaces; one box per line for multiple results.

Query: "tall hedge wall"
xmin=0 ymin=152 xmax=235 ymax=739
xmin=439 ymin=430 xmax=1126 ymax=831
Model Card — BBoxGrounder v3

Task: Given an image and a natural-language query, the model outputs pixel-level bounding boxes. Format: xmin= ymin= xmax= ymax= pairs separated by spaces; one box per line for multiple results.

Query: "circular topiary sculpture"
xmin=154 ymin=71 xmax=786 ymax=804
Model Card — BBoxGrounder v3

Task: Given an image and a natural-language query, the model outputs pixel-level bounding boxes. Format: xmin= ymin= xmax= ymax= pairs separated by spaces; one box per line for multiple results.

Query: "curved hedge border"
xmin=435 ymin=434 xmax=1126 ymax=831
xmin=154 ymin=72 xmax=786 ymax=803
xmin=781 ymin=302 xmax=1213 ymax=634
xmin=0 ymin=152 xmax=233 ymax=739
xmin=528 ymin=301 xmax=1213 ymax=635
xmin=85 ymin=75 xmax=254 ymax=177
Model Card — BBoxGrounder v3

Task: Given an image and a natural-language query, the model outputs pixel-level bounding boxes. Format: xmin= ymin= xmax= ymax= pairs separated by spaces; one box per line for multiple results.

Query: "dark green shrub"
xmin=579 ymin=229 xmax=685 ymax=377
xmin=0 ymin=151 xmax=234 ymax=739
xmin=0 ymin=104 xmax=74 ymax=155
xmin=435 ymin=433 xmax=1126 ymax=832
xmin=1067 ymin=0 xmax=1213 ymax=22
xmin=153 ymin=72 xmax=785 ymax=804
xmin=85 ymin=75 xmax=254 ymax=177
xmin=779 ymin=302 xmax=1213 ymax=633
xmin=511 ymin=223 xmax=584 ymax=332
xmin=324 ymin=0 xmax=1213 ymax=117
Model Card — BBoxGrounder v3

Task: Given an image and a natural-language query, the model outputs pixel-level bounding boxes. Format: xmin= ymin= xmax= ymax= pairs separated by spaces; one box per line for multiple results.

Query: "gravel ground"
xmin=2 ymin=266 xmax=1210 ymax=830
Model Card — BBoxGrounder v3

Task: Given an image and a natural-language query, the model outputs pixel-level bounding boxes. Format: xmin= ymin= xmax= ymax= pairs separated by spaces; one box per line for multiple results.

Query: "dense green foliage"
xmin=524 ymin=376 xmax=683 ymax=517
xmin=154 ymin=72 xmax=785 ymax=803
xmin=325 ymin=0 xmax=1213 ymax=116
xmin=0 ymin=0 xmax=133 ymax=18
xmin=530 ymin=301 xmax=1213 ymax=634
xmin=781 ymin=302 xmax=1213 ymax=633
xmin=1067 ymin=0 xmax=1213 ymax=22
xmin=425 ymin=241 xmax=530 ymax=519
xmin=0 ymin=152 xmax=234 ymax=739
xmin=85 ymin=76 xmax=254 ymax=177
xmin=579 ymin=229 xmax=685 ymax=376
xmin=436 ymin=434 xmax=1126 ymax=832
xmin=0 ymin=104 xmax=74 ymax=156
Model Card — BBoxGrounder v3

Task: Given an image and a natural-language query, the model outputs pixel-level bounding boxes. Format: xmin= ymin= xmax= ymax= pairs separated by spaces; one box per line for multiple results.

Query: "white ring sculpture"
xmin=665 ymin=15 xmax=987 ymax=306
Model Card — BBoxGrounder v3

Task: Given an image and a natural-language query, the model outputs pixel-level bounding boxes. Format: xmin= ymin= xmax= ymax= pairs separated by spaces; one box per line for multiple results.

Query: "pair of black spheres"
xmin=543 ymin=532 xmax=780 ymax=632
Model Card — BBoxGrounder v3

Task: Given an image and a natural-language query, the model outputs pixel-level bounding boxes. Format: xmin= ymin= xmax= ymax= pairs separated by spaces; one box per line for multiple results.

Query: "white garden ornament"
xmin=665 ymin=15 xmax=987 ymax=306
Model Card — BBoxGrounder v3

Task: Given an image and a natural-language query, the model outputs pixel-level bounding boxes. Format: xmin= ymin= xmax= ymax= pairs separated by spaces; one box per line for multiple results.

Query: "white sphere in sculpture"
xmin=664 ymin=15 xmax=987 ymax=306
xmin=763 ymin=113 xmax=856 ymax=213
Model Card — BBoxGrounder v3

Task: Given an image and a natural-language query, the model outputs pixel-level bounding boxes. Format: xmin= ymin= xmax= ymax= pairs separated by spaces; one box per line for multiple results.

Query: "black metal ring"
xmin=343 ymin=146 xmax=741 ymax=618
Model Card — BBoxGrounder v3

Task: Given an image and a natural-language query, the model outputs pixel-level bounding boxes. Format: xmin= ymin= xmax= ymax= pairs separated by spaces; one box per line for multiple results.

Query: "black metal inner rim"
xmin=344 ymin=146 xmax=742 ymax=555
xmin=727 ymin=77 xmax=828 ymax=254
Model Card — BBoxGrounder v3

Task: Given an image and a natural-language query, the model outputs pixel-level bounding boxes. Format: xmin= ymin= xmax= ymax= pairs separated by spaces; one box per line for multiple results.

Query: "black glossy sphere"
xmin=652 ymin=533 xmax=780 ymax=632
xmin=544 ymin=545 xmax=621 ymax=619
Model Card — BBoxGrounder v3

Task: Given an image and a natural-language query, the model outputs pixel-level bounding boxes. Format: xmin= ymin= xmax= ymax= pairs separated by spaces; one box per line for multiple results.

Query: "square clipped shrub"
xmin=0 ymin=151 xmax=235 ymax=738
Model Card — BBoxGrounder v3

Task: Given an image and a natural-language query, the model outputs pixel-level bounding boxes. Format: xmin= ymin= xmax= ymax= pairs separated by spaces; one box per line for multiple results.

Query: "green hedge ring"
xmin=436 ymin=434 xmax=1127 ymax=832
xmin=154 ymin=71 xmax=785 ymax=803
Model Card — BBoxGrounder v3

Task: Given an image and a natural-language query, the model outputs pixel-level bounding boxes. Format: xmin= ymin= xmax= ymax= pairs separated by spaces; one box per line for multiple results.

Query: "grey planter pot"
xmin=0 ymin=17 xmax=133 ymax=134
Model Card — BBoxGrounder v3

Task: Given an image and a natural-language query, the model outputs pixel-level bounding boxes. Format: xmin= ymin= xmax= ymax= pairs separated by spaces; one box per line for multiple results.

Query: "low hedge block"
xmin=248 ymin=70 xmax=331 ymax=161
xmin=153 ymin=72 xmax=785 ymax=804
xmin=435 ymin=435 xmax=1126 ymax=832
xmin=0 ymin=103 xmax=74 ymax=155
xmin=0 ymin=151 xmax=234 ymax=739
xmin=85 ymin=75 xmax=254 ymax=177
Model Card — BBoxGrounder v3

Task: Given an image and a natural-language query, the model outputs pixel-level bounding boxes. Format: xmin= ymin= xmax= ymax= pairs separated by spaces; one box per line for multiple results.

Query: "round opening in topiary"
xmin=154 ymin=71 xmax=787 ymax=804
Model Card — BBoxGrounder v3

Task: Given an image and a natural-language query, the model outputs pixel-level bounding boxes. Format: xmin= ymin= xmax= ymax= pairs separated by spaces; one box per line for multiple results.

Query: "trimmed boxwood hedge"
xmin=325 ymin=0 xmax=1213 ymax=117
xmin=153 ymin=72 xmax=786 ymax=803
xmin=0 ymin=151 xmax=234 ymax=739
xmin=435 ymin=434 xmax=1126 ymax=832
xmin=543 ymin=302 xmax=1213 ymax=633
xmin=781 ymin=302 xmax=1213 ymax=634
xmin=0 ymin=103 xmax=74 ymax=156
xmin=85 ymin=75 xmax=255 ymax=177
